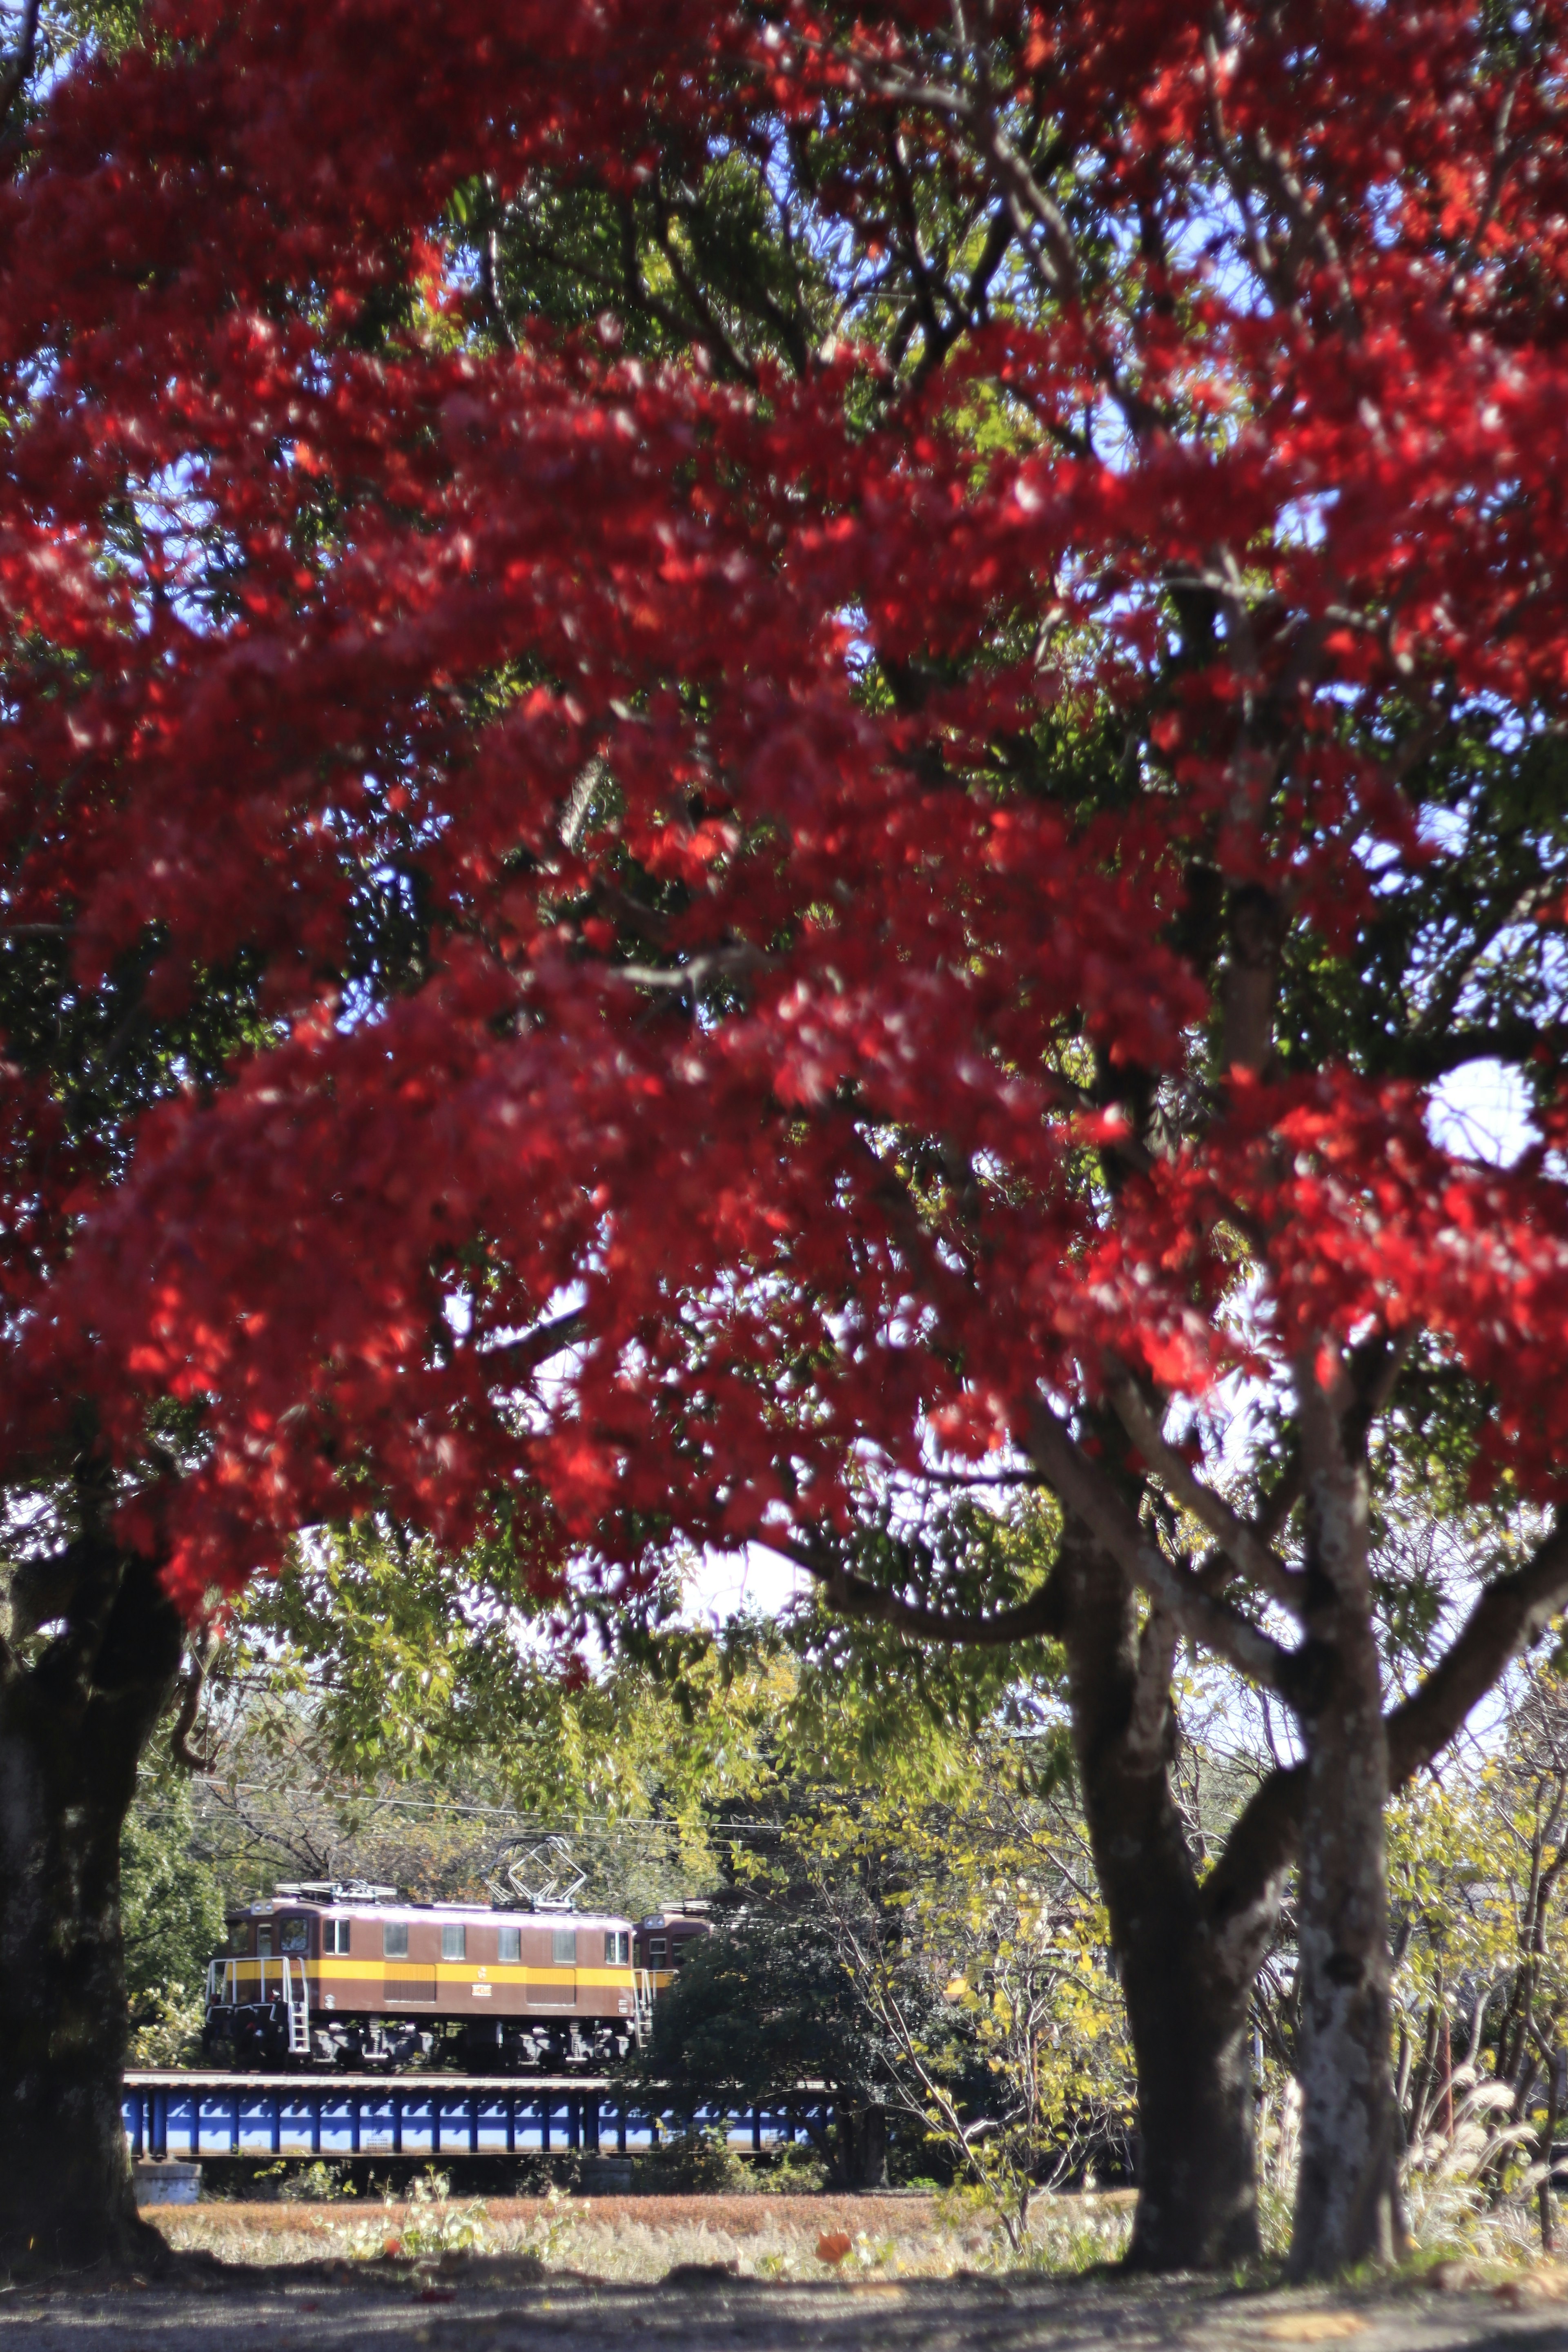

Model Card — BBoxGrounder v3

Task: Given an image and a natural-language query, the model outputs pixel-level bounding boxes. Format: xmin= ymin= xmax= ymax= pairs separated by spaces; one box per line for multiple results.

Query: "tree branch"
xmin=1125 ymin=1597 xmax=1178 ymax=1775
xmin=1023 ymin=1397 xmax=1295 ymax=1691
xmin=169 ymin=1632 xmax=215 ymax=1773
xmin=477 ymin=1307 xmax=587 ymax=1379
xmin=1107 ymin=1370 xmax=1305 ymax=1615
xmin=1386 ymin=1516 xmax=1568 ymax=1787
xmin=1199 ymin=1757 xmax=1305 ymax=1953
xmin=1392 ymin=1014 xmax=1568 ymax=1088
xmin=1198 ymin=1513 xmax=1568 ymax=1944
xmin=0 ymin=0 xmax=40 ymax=133
xmin=1254 ymin=1326 xmax=1416 ymax=1544
xmin=770 ymin=1534 xmax=1068 ymax=1649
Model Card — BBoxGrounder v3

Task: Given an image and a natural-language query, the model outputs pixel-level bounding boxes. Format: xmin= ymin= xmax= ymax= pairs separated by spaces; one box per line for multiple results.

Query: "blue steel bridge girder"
xmin=123 ymin=2073 xmax=820 ymax=2165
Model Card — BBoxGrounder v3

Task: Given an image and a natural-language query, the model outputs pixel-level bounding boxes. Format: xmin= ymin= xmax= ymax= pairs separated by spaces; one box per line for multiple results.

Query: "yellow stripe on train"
xmin=222 ymin=1963 xmax=637 ymax=1991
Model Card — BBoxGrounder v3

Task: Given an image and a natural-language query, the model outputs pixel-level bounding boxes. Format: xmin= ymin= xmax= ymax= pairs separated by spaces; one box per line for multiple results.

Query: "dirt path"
xmin=7 ymin=2262 xmax=1568 ymax=2351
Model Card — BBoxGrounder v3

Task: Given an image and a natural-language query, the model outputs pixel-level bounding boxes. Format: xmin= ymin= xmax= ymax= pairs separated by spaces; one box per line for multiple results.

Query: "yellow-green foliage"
xmin=788 ymin=1750 xmax=1134 ymax=2250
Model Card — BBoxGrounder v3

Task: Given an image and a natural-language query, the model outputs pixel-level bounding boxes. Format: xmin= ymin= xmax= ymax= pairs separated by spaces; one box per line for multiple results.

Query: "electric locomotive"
xmin=202 ymin=1882 xmax=646 ymax=2071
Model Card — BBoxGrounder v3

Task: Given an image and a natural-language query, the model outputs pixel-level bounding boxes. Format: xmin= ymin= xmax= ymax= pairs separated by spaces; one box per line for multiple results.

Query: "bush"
xmin=635 ymin=2126 xmax=748 ymax=2193
xmin=128 ymin=1979 xmax=205 ymax=2067
xmin=756 ymin=2139 xmax=828 ymax=2193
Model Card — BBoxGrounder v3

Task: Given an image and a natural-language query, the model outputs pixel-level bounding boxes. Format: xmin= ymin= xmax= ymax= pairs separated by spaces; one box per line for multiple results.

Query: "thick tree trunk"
xmin=831 ymin=2102 xmax=888 ymax=2189
xmin=1287 ymin=1364 xmax=1404 ymax=2280
xmin=1119 ymin=1898 xmax=1261 ymax=2270
xmin=1059 ymin=1530 xmax=1278 ymax=2270
xmin=1288 ymin=1614 xmax=1401 ymax=2276
xmin=0 ymin=1548 xmax=183 ymax=2275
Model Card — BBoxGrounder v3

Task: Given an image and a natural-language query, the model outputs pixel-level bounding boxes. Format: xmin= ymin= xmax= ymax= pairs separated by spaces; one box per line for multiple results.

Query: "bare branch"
xmin=1023 ymin=1397 xmax=1295 ymax=1691
xmin=1200 ymin=1759 xmax=1304 ymax=1963
xmin=1387 ymin=1516 xmax=1568 ymax=1787
xmin=651 ymin=201 xmax=759 ymax=387
xmin=1107 ymin=1370 xmax=1305 ymax=1615
xmin=477 ymin=1307 xmax=587 ymax=1380
xmin=770 ymin=1533 xmax=1067 ymax=1649
xmin=613 ymin=942 xmax=771 ymax=995
xmin=169 ymin=1634 xmax=215 ymax=1773
xmin=1199 ymin=1514 xmax=1568 ymax=1947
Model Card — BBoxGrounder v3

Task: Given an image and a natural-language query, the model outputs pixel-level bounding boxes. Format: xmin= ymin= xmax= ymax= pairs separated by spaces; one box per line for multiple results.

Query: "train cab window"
xmin=384 ymin=1920 xmax=409 ymax=1959
xmin=323 ymin=1918 xmax=351 ymax=1956
xmin=257 ymin=1926 xmax=274 ymax=1958
xmin=441 ymin=1922 xmax=466 ymax=1962
xmin=646 ymin=1936 xmax=667 ymax=1969
xmin=605 ymin=1931 xmax=630 ymax=1966
xmin=551 ymin=1927 xmax=576 ymax=1968
xmin=497 ymin=1927 xmax=521 ymax=1964
xmin=280 ymin=1917 xmax=308 ymax=1955
xmin=228 ymin=1922 xmax=250 ymax=1955
xmin=671 ymin=1939 xmax=689 ymax=1970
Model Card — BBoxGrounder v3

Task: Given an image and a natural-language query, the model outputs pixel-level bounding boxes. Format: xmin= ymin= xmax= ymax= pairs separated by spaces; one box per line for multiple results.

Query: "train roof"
xmin=227 ymin=1891 xmax=633 ymax=1930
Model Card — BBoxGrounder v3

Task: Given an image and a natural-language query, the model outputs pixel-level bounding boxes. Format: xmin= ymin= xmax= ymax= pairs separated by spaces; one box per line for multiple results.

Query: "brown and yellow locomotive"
xmin=203 ymin=1882 xmax=647 ymax=2071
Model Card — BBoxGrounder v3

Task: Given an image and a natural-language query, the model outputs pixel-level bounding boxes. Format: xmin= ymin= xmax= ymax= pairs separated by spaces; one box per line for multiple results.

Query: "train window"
xmin=383 ymin=1920 xmax=409 ymax=1959
xmin=257 ymin=1926 xmax=273 ymax=1958
xmin=280 ymin=1918 xmax=308 ymax=1955
xmin=646 ymin=1936 xmax=667 ymax=1968
xmin=323 ymin=1919 xmax=351 ymax=1956
xmin=551 ymin=1928 xmax=576 ymax=1968
xmin=228 ymin=1923 xmax=250 ymax=1955
xmin=605 ymin=1931 xmax=630 ymax=1966
xmin=497 ymin=1927 xmax=521 ymax=1964
xmin=441 ymin=1922 xmax=466 ymax=1962
xmin=671 ymin=1939 xmax=688 ymax=1969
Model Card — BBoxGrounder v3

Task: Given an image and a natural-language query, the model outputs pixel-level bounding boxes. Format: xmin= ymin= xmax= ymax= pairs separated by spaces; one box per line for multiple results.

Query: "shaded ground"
xmin=7 ymin=2258 xmax=1568 ymax=2352
xmin=8 ymin=2195 xmax=1568 ymax=2349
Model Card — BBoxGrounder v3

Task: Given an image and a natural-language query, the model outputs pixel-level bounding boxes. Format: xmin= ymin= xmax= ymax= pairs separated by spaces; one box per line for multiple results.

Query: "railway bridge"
xmin=123 ymin=2072 xmax=826 ymax=2165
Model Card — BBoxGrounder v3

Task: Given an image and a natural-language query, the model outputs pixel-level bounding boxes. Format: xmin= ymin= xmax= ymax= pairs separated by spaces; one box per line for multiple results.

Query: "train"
xmin=201 ymin=1881 xmax=712 ymax=2071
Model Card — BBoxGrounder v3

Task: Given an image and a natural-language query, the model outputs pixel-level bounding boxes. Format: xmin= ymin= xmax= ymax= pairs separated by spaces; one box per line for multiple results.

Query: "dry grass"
xmin=151 ymin=2183 xmax=1136 ymax=2283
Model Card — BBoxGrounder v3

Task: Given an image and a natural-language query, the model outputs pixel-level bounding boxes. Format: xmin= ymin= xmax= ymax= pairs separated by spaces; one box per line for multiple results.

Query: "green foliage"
xmin=120 ymin=1761 xmax=227 ymax=2044
xmin=797 ymin=1757 xmax=1135 ymax=2251
xmin=206 ymin=1504 xmax=1073 ymax=1916
xmin=642 ymin=1882 xmax=906 ymax=2138
xmin=776 ymin=1496 xmax=1069 ymax=1781
xmin=348 ymin=2171 xmax=489 ymax=2263
xmin=229 ymin=1521 xmax=631 ymax=1804
xmin=127 ymin=1980 xmax=206 ymax=2068
xmin=636 ymin=2126 xmax=748 ymax=2194
xmin=756 ymin=2139 xmax=829 ymax=2194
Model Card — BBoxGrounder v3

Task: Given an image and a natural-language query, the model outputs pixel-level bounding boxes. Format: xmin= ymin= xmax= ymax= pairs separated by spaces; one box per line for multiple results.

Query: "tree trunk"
xmin=1288 ymin=1366 xmax=1403 ymax=2280
xmin=1119 ymin=1898 xmax=1261 ymax=2270
xmin=0 ymin=1548 xmax=183 ymax=2275
xmin=1539 ymin=2046 xmax=1561 ymax=2254
xmin=831 ymin=2101 xmax=888 ymax=2189
xmin=1059 ymin=1530 xmax=1280 ymax=2270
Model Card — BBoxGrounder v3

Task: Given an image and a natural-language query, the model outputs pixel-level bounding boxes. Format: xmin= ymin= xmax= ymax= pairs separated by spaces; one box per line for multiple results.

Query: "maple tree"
xmin=3 ymin=0 xmax=1568 ymax=2283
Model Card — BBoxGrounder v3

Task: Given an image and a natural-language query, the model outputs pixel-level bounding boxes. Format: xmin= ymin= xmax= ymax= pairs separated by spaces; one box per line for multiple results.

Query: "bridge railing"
xmin=123 ymin=2072 xmax=829 ymax=2164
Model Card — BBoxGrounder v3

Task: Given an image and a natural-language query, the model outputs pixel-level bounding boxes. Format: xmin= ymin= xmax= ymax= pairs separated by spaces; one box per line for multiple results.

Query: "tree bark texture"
xmin=1287 ymin=1366 xmax=1404 ymax=2279
xmin=831 ymin=2102 xmax=888 ymax=2190
xmin=0 ymin=1547 xmax=183 ymax=2274
xmin=1058 ymin=1530 xmax=1281 ymax=2271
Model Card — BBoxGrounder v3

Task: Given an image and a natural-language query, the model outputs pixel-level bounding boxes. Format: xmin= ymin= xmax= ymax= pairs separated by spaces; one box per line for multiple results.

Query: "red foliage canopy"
xmin=2 ymin=0 xmax=1567 ymax=1635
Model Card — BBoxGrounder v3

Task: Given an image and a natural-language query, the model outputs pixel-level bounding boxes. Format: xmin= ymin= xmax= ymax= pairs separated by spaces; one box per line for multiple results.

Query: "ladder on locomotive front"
xmin=632 ymin=1967 xmax=655 ymax=2048
xmin=281 ymin=1954 xmax=311 ymax=2057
